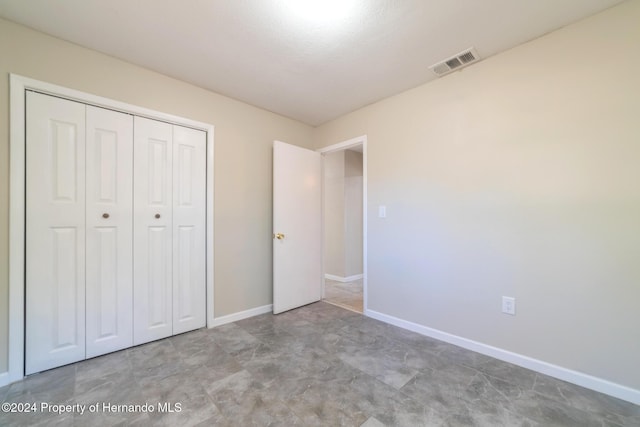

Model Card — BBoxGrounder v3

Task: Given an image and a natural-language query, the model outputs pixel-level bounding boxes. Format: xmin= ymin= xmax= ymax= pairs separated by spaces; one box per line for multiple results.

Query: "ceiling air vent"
xmin=429 ymin=47 xmax=480 ymax=77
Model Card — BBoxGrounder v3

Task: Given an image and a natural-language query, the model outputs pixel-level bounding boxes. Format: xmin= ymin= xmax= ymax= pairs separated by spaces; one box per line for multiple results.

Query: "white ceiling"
xmin=0 ymin=0 xmax=626 ymax=126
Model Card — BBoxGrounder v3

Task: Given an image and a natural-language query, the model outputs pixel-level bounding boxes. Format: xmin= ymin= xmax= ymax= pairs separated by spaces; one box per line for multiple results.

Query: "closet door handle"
xmin=155 ymin=213 xmax=161 ymax=219
xmin=102 ymin=213 xmax=110 ymax=219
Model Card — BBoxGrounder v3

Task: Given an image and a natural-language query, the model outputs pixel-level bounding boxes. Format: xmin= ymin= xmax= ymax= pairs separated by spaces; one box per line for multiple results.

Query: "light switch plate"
xmin=502 ymin=296 xmax=516 ymax=315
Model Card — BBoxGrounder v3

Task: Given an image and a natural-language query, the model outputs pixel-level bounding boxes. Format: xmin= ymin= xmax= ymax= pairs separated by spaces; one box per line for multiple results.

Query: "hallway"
xmin=324 ymin=278 xmax=363 ymax=313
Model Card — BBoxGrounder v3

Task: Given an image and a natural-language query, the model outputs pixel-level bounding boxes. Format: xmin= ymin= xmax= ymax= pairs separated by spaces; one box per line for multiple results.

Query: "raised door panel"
xmin=172 ymin=126 xmax=206 ymax=334
xmin=26 ymin=91 xmax=86 ymax=374
xmin=85 ymin=106 xmax=134 ymax=358
xmin=133 ymin=116 xmax=173 ymax=345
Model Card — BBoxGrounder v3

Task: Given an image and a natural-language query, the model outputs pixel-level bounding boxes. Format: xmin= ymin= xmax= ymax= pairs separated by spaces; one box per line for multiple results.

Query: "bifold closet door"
xmin=85 ymin=106 xmax=134 ymax=358
xmin=26 ymin=92 xmax=207 ymax=370
xmin=133 ymin=118 xmax=207 ymax=344
xmin=133 ymin=117 xmax=174 ymax=345
xmin=26 ymin=91 xmax=86 ymax=374
xmin=172 ymin=126 xmax=207 ymax=334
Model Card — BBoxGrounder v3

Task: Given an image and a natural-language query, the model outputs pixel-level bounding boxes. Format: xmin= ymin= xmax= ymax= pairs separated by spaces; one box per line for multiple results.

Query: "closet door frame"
xmin=7 ymin=74 xmax=215 ymax=384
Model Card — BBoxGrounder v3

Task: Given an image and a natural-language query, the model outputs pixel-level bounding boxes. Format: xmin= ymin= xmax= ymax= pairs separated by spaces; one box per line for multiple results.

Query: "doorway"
xmin=319 ymin=136 xmax=367 ymax=314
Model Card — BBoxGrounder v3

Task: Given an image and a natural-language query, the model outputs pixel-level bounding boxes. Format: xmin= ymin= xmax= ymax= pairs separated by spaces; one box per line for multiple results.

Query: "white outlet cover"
xmin=502 ymin=296 xmax=516 ymax=315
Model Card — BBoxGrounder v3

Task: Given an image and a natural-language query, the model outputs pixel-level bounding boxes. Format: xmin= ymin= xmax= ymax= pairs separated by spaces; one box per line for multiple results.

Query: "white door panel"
xmin=26 ymin=91 xmax=86 ymax=374
xmin=273 ymin=141 xmax=322 ymax=314
xmin=133 ymin=116 xmax=173 ymax=345
xmin=172 ymin=126 xmax=207 ymax=334
xmin=85 ymin=106 xmax=134 ymax=358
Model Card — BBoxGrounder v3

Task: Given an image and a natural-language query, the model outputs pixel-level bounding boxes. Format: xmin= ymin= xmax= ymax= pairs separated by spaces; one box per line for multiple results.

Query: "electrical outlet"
xmin=502 ymin=296 xmax=516 ymax=315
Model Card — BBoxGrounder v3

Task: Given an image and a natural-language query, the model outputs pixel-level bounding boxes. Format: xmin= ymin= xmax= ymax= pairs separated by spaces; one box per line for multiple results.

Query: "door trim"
xmin=317 ymin=135 xmax=368 ymax=314
xmin=6 ymin=74 xmax=215 ymax=385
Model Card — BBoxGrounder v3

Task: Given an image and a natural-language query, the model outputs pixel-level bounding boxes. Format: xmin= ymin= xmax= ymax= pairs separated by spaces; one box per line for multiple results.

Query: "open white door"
xmin=273 ymin=141 xmax=322 ymax=314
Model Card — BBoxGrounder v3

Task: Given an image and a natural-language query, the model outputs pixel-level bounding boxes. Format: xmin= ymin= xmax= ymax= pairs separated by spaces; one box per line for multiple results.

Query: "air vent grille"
xmin=458 ymin=51 xmax=476 ymax=64
xmin=445 ymin=58 xmax=462 ymax=69
xmin=429 ymin=48 xmax=480 ymax=76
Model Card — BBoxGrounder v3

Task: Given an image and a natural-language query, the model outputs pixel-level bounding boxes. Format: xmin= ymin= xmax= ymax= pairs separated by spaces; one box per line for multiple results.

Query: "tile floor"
xmin=324 ymin=279 xmax=363 ymax=313
xmin=1 ymin=302 xmax=638 ymax=426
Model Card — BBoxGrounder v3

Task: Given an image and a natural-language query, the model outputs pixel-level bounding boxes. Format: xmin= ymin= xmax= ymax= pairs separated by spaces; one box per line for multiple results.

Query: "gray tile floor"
xmin=1 ymin=302 xmax=638 ymax=426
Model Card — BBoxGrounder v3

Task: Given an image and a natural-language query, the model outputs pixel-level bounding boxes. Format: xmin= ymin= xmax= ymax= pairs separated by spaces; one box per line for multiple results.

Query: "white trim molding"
xmin=317 ymin=135 xmax=367 ymax=154
xmin=209 ymin=305 xmax=273 ymax=328
xmin=4 ymin=74 xmax=215 ymax=387
xmin=366 ymin=309 xmax=640 ymax=405
xmin=325 ymin=274 xmax=364 ymax=283
xmin=0 ymin=372 xmax=8 ymax=387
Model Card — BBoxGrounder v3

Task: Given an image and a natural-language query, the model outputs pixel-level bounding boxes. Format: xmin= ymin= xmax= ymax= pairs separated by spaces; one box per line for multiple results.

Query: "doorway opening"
xmin=319 ymin=136 xmax=367 ymax=314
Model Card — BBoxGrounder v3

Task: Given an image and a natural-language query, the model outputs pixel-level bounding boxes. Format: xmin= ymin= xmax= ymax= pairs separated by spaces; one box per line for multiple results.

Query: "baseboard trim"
xmin=325 ymin=274 xmax=363 ymax=283
xmin=208 ymin=304 xmax=273 ymax=327
xmin=0 ymin=371 xmax=9 ymax=388
xmin=365 ymin=309 xmax=640 ymax=405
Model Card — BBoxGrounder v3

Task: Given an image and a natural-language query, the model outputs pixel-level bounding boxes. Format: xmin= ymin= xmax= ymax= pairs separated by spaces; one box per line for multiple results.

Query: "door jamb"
xmin=317 ymin=135 xmax=368 ymax=314
xmin=5 ymin=74 xmax=215 ymax=386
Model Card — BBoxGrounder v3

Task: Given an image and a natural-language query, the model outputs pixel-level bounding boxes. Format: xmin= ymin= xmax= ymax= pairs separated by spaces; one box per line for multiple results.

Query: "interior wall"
xmin=0 ymin=18 xmax=314 ymax=374
xmin=344 ymin=150 xmax=363 ymax=277
xmin=324 ymin=150 xmax=363 ymax=279
xmin=314 ymin=0 xmax=640 ymax=391
xmin=324 ymin=151 xmax=346 ymax=277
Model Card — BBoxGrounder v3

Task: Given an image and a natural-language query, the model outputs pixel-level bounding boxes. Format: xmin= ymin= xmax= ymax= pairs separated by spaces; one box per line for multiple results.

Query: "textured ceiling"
xmin=0 ymin=0 xmax=626 ymax=125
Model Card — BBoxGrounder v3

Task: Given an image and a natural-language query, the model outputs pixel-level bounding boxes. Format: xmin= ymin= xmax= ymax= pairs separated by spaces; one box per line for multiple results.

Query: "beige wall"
xmin=324 ymin=151 xmax=346 ymax=277
xmin=0 ymin=18 xmax=314 ymax=373
xmin=344 ymin=150 xmax=363 ymax=277
xmin=315 ymin=1 xmax=640 ymax=390
xmin=324 ymin=150 xmax=363 ymax=278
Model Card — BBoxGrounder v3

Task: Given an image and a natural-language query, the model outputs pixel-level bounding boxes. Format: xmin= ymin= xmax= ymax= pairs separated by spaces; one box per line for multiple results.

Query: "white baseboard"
xmin=0 ymin=371 xmax=9 ymax=388
xmin=365 ymin=309 xmax=640 ymax=405
xmin=208 ymin=304 xmax=273 ymax=328
xmin=325 ymin=273 xmax=363 ymax=283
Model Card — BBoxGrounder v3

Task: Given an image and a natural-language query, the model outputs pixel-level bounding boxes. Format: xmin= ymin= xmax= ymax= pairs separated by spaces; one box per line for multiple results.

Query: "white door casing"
xmin=172 ymin=125 xmax=207 ymax=334
xmin=85 ymin=106 xmax=134 ymax=358
xmin=317 ymin=135 xmax=368 ymax=312
xmin=25 ymin=92 xmax=87 ymax=374
xmin=273 ymin=141 xmax=323 ymax=314
xmin=133 ymin=116 xmax=174 ymax=345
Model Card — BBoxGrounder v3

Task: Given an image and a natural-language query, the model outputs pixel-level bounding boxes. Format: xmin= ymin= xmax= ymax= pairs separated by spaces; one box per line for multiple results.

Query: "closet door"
xmin=26 ymin=92 xmax=86 ymax=374
xmin=172 ymin=126 xmax=207 ymax=334
xmin=85 ymin=106 xmax=134 ymax=358
xmin=133 ymin=117 xmax=174 ymax=345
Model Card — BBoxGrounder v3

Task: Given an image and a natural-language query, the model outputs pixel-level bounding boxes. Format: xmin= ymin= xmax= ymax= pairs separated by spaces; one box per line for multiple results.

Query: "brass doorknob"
xmin=155 ymin=214 xmax=161 ymax=219
xmin=273 ymin=233 xmax=285 ymax=240
xmin=102 ymin=213 xmax=109 ymax=219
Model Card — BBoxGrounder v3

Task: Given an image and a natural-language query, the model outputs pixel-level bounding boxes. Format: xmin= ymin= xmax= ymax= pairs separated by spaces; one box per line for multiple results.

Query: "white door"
xmin=273 ymin=141 xmax=322 ymax=314
xmin=133 ymin=116 xmax=174 ymax=344
xmin=172 ymin=125 xmax=207 ymax=334
xmin=26 ymin=91 xmax=86 ymax=374
xmin=85 ymin=106 xmax=134 ymax=358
